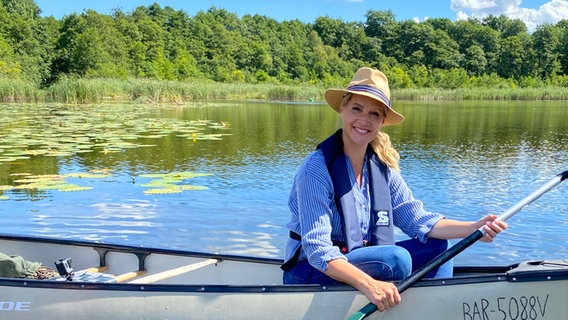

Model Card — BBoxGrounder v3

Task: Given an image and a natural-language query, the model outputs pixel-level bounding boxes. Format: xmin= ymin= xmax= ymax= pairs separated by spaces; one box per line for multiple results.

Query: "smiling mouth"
xmin=354 ymin=127 xmax=370 ymax=134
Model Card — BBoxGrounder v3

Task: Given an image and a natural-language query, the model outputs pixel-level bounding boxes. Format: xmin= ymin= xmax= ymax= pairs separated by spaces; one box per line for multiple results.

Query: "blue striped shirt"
xmin=285 ymin=149 xmax=444 ymax=272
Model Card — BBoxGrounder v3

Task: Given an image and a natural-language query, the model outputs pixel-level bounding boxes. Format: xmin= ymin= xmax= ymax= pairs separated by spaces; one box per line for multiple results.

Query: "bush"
xmin=386 ymin=67 xmax=414 ymax=89
xmin=429 ymin=68 xmax=469 ymax=89
xmin=469 ymin=73 xmax=511 ymax=89
xmin=255 ymin=70 xmax=270 ymax=82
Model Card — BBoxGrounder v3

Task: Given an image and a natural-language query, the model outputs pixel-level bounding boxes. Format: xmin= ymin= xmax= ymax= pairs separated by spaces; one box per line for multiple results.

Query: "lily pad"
xmin=138 ymin=171 xmax=211 ymax=195
xmin=6 ymin=172 xmax=110 ymax=194
xmin=64 ymin=173 xmax=112 ymax=179
xmin=58 ymin=185 xmax=94 ymax=192
xmin=0 ymin=104 xmax=231 ymax=164
xmin=179 ymin=185 xmax=208 ymax=191
xmin=144 ymin=188 xmax=183 ymax=195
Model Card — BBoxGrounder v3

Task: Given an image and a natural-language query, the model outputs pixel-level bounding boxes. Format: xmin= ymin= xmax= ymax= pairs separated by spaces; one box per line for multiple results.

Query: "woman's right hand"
xmin=357 ymin=278 xmax=401 ymax=312
xmin=326 ymin=258 xmax=401 ymax=311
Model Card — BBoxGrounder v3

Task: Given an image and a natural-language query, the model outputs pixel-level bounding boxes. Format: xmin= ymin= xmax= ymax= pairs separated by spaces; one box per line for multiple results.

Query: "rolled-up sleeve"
xmin=389 ymin=169 xmax=445 ymax=243
xmin=287 ymin=151 xmax=346 ymax=271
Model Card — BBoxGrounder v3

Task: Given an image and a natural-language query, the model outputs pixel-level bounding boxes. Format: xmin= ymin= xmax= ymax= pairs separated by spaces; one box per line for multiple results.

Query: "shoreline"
xmin=1 ymin=78 xmax=567 ymax=104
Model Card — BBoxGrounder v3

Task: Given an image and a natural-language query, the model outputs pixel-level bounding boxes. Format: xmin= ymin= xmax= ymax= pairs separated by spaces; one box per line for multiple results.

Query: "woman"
xmin=282 ymin=67 xmax=507 ymax=312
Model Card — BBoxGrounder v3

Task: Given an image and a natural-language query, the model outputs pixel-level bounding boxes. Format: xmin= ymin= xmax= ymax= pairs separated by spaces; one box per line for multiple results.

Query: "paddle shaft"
xmin=349 ymin=170 xmax=567 ymax=320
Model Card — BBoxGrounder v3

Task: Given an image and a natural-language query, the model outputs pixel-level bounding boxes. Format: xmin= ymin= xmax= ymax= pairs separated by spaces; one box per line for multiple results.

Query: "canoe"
xmin=0 ymin=233 xmax=566 ymax=320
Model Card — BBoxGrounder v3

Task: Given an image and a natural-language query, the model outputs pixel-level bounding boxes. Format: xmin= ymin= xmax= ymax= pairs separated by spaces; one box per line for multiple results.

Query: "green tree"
xmin=130 ymin=6 xmax=169 ymax=79
xmin=274 ymin=19 xmax=314 ymax=81
xmin=53 ymin=10 xmax=130 ymax=79
xmin=483 ymin=15 xmax=527 ymax=38
xmin=313 ymin=16 xmax=344 ymax=48
xmin=452 ymin=19 xmax=500 ymax=75
xmin=532 ymin=24 xmax=562 ymax=80
xmin=557 ymin=20 xmax=568 ymax=75
xmin=1 ymin=0 xmax=40 ymax=19
xmin=408 ymin=64 xmax=429 ymax=87
xmin=430 ymin=68 xmax=469 ymax=88
xmin=1 ymin=2 xmax=566 ymax=91
xmin=241 ymin=14 xmax=283 ymax=77
xmin=0 ymin=35 xmax=21 ymax=78
xmin=188 ymin=8 xmax=242 ymax=82
xmin=313 ymin=17 xmax=366 ymax=63
xmin=425 ymin=18 xmax=455 ymax=35
xmin=386 ymin=66 xmax=413 ymax=88
xmin=364 ymin=10 xmax=401 ymax=59
xmin=0 ymin=5 xmax=20 ymax=78
xmin=464 ymin=44 xmax=487 ymax=76
xmin=170 ymin=39 xmax=200 ymax=80
xmin=1 ymin=0 xmax=58 ymax=84
xmin=497 ymin=35 xmax=531 ymax=79
xmin=398 ymin=21 xmax=462 ymax=70
xmin=155 ymin=5 xmax=201 ymax=80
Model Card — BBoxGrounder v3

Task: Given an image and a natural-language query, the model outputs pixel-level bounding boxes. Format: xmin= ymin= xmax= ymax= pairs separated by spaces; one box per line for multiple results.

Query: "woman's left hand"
xmin=478 ymin=214 xmax=508 ymax=242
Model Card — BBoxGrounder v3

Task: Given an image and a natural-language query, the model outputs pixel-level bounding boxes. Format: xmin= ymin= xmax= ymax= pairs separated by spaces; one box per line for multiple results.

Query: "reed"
xmin=0 ymin=79 xmax=43 ymax=103
xmin=46 ymin=77 xmax=122 ymax=104
xmin=1 ymin=78 xmax=567 ymax=104
xmin=120 ymin=79 xmax=322 ymax=103
xmin=395 ymin=87 xmax=568 ymax=101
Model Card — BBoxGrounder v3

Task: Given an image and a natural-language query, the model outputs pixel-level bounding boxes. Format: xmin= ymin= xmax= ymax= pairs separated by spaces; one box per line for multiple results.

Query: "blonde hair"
xmin=370 ymin=132 xmax=400 ymax=172
xmin=341 ymin=94 xmax=401 ymax=172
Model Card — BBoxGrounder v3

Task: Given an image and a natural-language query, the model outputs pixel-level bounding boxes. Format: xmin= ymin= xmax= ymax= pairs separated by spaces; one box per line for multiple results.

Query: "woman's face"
xmin=340 ymin=94 xmax=386 ymax=148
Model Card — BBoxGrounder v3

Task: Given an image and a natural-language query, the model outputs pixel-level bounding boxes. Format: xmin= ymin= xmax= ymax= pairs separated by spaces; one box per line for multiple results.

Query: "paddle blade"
xmin=347 ymin=303 xmax=377 ymax=320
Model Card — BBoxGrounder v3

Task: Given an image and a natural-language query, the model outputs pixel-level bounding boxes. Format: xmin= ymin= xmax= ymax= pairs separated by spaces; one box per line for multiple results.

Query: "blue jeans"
xmin=283 ymin=238 xmax=453 ymax=285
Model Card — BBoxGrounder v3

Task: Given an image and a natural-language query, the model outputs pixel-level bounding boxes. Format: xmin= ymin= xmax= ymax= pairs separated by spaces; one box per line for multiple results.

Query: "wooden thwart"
xmin=115 ymin=270 xmax=147 ymax=283
xmin=129 ymin=258 xmax=220 ymax=284
xmin=83 ymin=266 xmax=108 ymax=273
xmin=76 ymin=267 xmax=145 ymax=283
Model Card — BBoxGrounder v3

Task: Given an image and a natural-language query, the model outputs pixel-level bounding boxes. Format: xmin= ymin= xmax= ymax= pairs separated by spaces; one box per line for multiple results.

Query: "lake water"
xmin=1 ymin=100 xmax=567 ymax=266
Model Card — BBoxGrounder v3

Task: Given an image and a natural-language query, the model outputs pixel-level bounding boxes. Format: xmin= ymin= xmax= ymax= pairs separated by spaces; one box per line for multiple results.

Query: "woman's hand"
xmin=476 ymin=214 xmax=508 ymax=242
xmin=357 ymin=278 xmax=401 ymax=312
xmin=428 ymin=215 xmax=508 ymax=241
xmin=326 ymin=259 xmax=401 ymax=311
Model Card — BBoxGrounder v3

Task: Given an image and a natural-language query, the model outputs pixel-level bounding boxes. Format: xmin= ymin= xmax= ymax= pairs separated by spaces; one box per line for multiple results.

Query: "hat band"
xmin=347 ymin=85 xmax=390 ymax=107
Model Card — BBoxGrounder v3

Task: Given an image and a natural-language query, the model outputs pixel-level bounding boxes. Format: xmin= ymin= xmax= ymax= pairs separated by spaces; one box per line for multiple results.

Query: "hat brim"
xmin=324 ymin=89 xmax=405 ymax=126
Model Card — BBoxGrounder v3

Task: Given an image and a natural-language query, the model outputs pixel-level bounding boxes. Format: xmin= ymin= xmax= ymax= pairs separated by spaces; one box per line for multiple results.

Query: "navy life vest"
xmin=281 ymin=130 xmax=394 ymax=272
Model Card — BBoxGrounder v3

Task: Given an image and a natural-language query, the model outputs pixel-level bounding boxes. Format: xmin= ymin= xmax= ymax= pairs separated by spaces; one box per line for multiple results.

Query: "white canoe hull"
xmin=1 ymin=234 xmax=567 ymax=320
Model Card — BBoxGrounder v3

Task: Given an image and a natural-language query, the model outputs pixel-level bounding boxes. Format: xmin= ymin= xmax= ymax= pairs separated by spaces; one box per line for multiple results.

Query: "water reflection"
xmin=30 ymin=199 xmax=159 ymax=242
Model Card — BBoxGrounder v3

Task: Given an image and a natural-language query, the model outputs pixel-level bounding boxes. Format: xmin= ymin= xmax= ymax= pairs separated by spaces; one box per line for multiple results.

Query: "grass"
xmin=40 ymin=78 xmax=323 ymax=104
xmin=1 ymin=77 xmax=567 ymax=104
xmin=396 ymin=87 xmax=568 ymax=100
xmin=0 ymin=79 xmax=44 ymax=103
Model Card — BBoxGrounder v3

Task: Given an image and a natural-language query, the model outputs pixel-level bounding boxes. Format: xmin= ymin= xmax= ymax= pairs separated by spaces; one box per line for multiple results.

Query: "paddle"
xmin=348 ymin=170 xmax=568 ymax=320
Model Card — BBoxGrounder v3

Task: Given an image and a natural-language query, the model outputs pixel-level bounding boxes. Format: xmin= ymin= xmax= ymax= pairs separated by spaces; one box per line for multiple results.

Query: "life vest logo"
xmin=376 ymin=210 xmax=390 ymax=226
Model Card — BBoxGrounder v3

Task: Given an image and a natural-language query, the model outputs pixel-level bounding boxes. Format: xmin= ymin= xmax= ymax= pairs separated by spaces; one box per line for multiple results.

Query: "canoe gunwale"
xmin=0 ymin=233 xmax=283 ymax=265
xmin=506 ymin=259 xmax=568 ymax=282
xmin=1 ymin=264 xmax=566 ymax=294
xmin=1 ymin=233 xmax=567 ymax=294
xmin=0 ymin=277 xmax=357 ymax=293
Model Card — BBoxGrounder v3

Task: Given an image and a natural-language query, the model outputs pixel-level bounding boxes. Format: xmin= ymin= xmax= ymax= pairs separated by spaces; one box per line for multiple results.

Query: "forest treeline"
xmin=1 ymin=0 xmax=568 ymax=103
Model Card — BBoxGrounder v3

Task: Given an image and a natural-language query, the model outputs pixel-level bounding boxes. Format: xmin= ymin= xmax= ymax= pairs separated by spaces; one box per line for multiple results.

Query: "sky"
xmin=34 ymin=0 xmax=568 ymax=32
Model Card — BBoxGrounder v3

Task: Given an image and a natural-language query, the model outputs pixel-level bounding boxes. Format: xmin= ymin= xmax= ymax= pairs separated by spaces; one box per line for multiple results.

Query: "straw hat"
xmin=324 ymin=67 xmax=405 ymax=126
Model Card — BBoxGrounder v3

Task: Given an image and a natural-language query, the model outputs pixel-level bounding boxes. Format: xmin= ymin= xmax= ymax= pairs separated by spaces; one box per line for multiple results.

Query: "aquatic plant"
xmin=0 ymin=104 xmax=232 ymax=164
xmin=139 ymin=171 xmax=211 ymax=195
